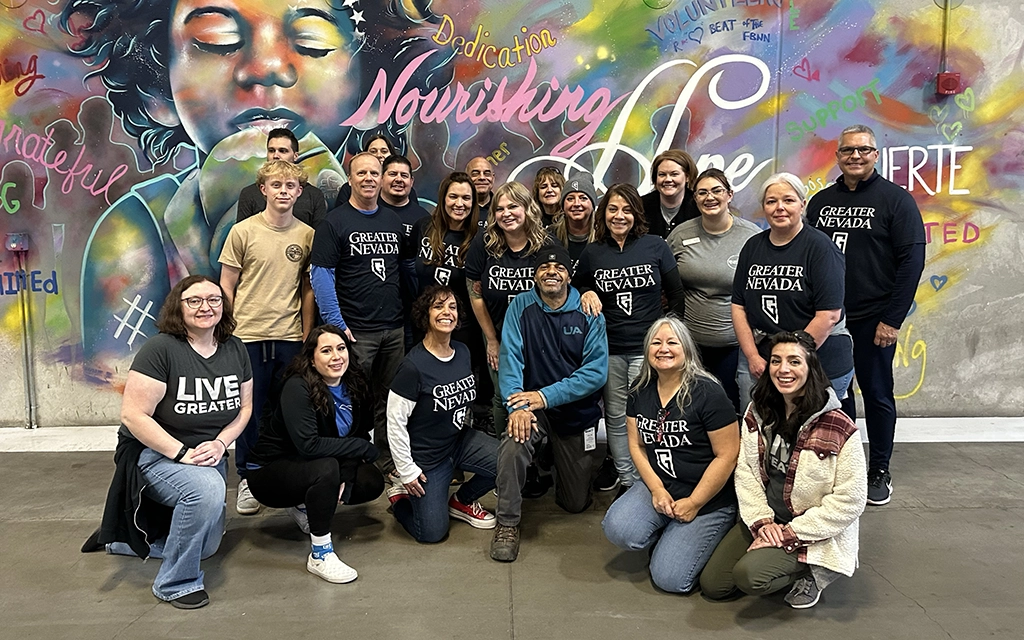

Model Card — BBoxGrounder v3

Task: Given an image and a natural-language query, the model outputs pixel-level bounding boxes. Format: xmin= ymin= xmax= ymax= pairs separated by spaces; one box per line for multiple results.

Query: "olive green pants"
xmin=699 ymin=522 xmax=808 ymax=601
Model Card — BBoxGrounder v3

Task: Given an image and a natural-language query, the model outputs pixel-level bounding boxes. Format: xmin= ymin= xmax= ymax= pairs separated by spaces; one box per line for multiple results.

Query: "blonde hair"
xmin=483 ymin=181 xmax=549 ymax=258
xmin=257 ymin=160 xmax=308 ymax=186
xmin=631 ymin=315 xmax=715 ymax=411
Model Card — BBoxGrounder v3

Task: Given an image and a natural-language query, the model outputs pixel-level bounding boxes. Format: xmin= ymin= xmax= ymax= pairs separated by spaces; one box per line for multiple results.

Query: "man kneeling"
xmin=491 ymin=245 xmax=608 ymax=562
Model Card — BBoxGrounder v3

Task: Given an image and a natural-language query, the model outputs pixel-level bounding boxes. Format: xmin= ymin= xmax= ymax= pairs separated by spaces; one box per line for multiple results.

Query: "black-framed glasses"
xmin=181 ymin=296 xmax=223 ymax=309
xmin=695 ymin=186 xmax=728 ymax=198
xmin=837 ymin=146 xmax=877 ymax=157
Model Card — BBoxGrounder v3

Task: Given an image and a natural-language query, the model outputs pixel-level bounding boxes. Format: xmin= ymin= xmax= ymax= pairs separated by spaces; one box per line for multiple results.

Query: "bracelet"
xmin=172 ymin=444 xmax=189 ymax=463
xmin=215 ymin=438 xmax=228 ymax=452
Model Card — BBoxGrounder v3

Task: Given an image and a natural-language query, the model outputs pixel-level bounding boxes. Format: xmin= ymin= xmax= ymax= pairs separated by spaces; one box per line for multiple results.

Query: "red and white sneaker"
xmin=386 ymin=484 xmax=410 ymax=505
xmin=448 ymin=495 xmax=496 ymax=529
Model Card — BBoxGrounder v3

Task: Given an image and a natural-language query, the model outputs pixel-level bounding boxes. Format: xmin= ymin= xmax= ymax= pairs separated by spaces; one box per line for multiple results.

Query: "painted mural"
xmin=0 ymin=0 xmax=1021 ymax=425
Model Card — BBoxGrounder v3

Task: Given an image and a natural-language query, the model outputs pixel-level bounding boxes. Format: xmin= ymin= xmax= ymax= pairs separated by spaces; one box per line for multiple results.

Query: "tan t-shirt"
xmin=219 ymin=213 xmax=313 ymax=342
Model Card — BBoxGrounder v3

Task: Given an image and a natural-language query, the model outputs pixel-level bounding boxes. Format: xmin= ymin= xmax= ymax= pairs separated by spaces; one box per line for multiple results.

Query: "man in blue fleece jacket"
xmin=490 ymin=244 xmax=608 ymax=562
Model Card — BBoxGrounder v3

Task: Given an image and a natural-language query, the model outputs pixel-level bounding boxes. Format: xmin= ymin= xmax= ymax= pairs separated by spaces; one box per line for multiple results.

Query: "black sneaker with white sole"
xmin=593 ymin=455 xmax=620 ymax=492
xmin=867 ymin=468 xmax=892 ymax=505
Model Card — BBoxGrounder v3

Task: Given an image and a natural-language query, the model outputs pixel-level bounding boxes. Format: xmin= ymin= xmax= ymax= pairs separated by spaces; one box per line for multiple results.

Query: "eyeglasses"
xmin=181 ymin=296 xmax=223 ymax=309
xmin=837 ymin=146 xmax=877 ymax=157
xmin=695 ymin=187 xmax=728 ymax=198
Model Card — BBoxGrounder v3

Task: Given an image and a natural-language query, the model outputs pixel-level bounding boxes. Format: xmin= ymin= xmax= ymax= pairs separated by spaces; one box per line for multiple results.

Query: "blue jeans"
xmin=239 ymin=340 xmax=301 ymax=477
xmin=393 ymin=429 xmax=498 ymax=543
xmin=604 ymin=354 xmax=643 ymax=486
xmin=738 ymin=353 xmax=854 ymax=412
xmin=108 ymin=448 xmax=227 ymax=601
xmin=602 ymin=482 xmax=736 ymax=593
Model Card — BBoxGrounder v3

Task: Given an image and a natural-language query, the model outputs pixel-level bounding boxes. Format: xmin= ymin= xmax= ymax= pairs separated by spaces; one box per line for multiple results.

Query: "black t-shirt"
xmin=126 ymin=333 xmax=253 ymax=449
xmin=573 ymin=235 xmax=680 ymax=355
xmin=464 ymin=233 xmax=545 ymax=334
xmin=412 ymin=217 xmax=472 ymax=299
xmin=385 ymin=197 xmax=429 ymax=241
xmin=731 ymin=226 xmax=853 ymax=378
xmin=236 ymin=182 xmax=328 ymax=230
xmin=806 ymin=172 xmax=926 ymax=323
xmin=390 ymin=342 xmax=476 ymax=471
xmin=311 ymin=202 xmax=405 ymax=331
xmin=627 ymin=376 xmax=738 ymax=514
xmin=765 ymin=431 xmax=794 ymax=524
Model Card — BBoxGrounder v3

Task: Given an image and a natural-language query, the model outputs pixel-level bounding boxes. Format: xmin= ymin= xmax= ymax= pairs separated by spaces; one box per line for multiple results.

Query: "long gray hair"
xmin=631 ymin=316 xmax=716 ymax=410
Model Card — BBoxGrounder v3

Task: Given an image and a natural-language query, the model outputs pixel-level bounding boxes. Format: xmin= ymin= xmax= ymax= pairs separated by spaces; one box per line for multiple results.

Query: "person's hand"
xmin=486 ymin=337 xmax=500 ymax=371
xmin=580 ymin=291 xmax=602 ymax=317
xmin=189 ymin=440 xmax=225 ymax=466
xmin=507 ymin=391 xmax=544 ymax=412
xmin=507 ymin=409 xmax=538 ymax=444
xmin=671 ymin=497 xmax=699 ymax=523
xmin=344 ymin=328 xmax=357 ymax=343
xmin=748 ymin=353 xmax=767 ymax=379
xmin=404 ymin=473 xmax=428 ymax=498
xmin=747 ymin=536 xmax=775 ymax=552
xmin=874 ymin=321 xmax=899 ymax=348
xmin=757 ymin=522 xmax=786 ymax=547
xmin=650 ymin=487 xmax=674 ymax=517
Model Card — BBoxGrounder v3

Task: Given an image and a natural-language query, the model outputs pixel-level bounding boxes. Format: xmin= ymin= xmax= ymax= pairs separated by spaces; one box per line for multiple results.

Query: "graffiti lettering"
xmin=788 ymin=0 xmax=800 ymax=30
xmin=882 ymin=144 xmax=972 ymax=195
xmin=488 ymin=142 xmax=511 ymax=165
xmin=785 ymin=79 xmax=882 ymax=142
xmin=709 ymin=20 xmax=736 ymax=34
xmin=923 ymin=221 xmax=980 ymax=244
xmin=893 ymin=323 xmax=927 ymax=400
xmin=0 ymin=181 xmax=19 ymax=214
xmin=743 ymin=30 xmax=770 ymax=43
xmin=0 ymin=54 xmax=45 ymax=97
xmin=0 ymin=270 xmax=58 ymax=295
xmin=432 ymin=15 xmax=558 ymax=69
xmin=343 ymin=52 xmax=625 ymax=157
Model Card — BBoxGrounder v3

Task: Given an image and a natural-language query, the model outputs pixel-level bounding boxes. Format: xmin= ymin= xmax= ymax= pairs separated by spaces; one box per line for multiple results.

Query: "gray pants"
xmin=495 ymin=410 xmax=596 ymax=527
xmin=350 ymin=326 xmax=405 ymax=477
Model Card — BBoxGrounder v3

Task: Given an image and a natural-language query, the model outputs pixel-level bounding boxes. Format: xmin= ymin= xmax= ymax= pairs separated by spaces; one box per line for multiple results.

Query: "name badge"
xmin=583 ymin=427 xmax=597 ymax=452
xmin=681 ymin=237 xmax=701 ymax=246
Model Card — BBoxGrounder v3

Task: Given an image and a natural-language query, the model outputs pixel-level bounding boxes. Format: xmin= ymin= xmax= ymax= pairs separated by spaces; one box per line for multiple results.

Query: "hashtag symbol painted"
xmin=112 ymin=294 xmax=156 ymax=348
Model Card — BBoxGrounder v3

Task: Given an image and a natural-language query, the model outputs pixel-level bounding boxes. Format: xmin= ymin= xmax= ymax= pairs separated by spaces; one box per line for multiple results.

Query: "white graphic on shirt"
xmin=616 ymin=291 xmax=633 ymax=316
xmin=434 ymin=267 xmax=451 ymax=285
xmin=594 ymin=264 xmax=656 ymax=292
xmin=432 ymin=374 xmax=477 ymax=412
xmin=762 ymin=294 xmax=779 ymax=324
xmin=508 ymin=293 xmax=517 ymax=305
xmin=655 ymin=449 xmax=677 ymax=478
xmin=832 ymin=231 xmax=849 ymax=254
xmin=371 ymin=258 xmax=387 ymax=282
xmin=174 ymin=375 xmax=241 ymax=414
xmin=816 ymin=205 xmax=875 ymax=230
xmin=452 ymin=406 xmax=468 ymax=430
xmin=348 ymin=231 xmax=400 ymax=256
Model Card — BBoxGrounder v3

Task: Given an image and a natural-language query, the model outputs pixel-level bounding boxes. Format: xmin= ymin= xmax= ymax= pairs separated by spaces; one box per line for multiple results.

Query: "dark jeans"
xmin=496 ymin=410 xmax=596 ymax=527
xmin=247 ymin=457 xmax=384 ymax=536
xmin=700 ymin=523 xmax=808 ymax=600
xmin=393 ymin=429 xmax=498 ymax=543
xmin=847 ymin=318 xmax=898 ymax=472
xmin=350 ymin=327 xmax=405 ymax=476
xmin=698 ymin=343 xmax=741 ymax=415
xmin=238 ymin=340 xmax=302 ymax=477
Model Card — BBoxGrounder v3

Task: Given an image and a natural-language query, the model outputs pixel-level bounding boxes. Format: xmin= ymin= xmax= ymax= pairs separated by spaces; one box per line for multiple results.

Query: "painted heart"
xmin=688 ymin=27 xmax=704 ymax=44
xmin=941 ymin=121 xmax=962 ymax=142
xmin=792 ymin=57 xmax=820 ymax=81
xmin=930 ymin=275 xmax=948 ymax=291
xmin=928 ymin=104 xmax=949 ymax=125
xmin=23 ymin=9 xmax=46 ymax=34
xmin=954 ymin=87 xmax=975 ymax=114
xmin=906 ymin=301 xmax=917 ymax=318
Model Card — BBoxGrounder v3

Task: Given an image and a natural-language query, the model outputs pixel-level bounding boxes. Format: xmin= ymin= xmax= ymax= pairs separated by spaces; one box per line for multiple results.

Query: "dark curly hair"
xmin=411 ymin=285 xmax=463 ymax=334
xmin=751 ymin=331 xmax=831 ymax=444
xmin=59 ymin=0 xmax=456 ymax=163
xmin=283 ymin=325 xmax=370 ymax=417
xmin=155 ymin=275 xmax=236 ymax=343
xmin=594 ymin=183 xmax=649 ymax=242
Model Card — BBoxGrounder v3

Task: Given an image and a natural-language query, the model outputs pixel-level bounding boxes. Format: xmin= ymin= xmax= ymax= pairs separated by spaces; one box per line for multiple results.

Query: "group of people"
xmin=84 ymin=123 xmax=925 ymax=612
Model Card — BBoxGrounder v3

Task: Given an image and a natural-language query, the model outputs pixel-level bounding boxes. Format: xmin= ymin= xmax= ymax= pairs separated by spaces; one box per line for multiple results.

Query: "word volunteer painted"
xmin=174 ymin=375 xmax=242 ymax=415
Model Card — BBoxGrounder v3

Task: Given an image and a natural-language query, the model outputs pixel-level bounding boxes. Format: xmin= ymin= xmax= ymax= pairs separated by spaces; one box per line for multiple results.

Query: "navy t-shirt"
xmin=572 ymin=235 xmax=680 ymax=355
xmin=390 ymin=342 xmax=476 ymax=471
xmin=412 ymin=217 xmax=472 ymax=297
xmin=464 ymin=233 xmax=545 ymax=334
xmin=627 ymin=375 xmax=738 ymax=514
xmin=310 ymin=201 xmax=405 ymax=331
xmin=385 ymin=198 xmax=429 ymax=242
xmin=731 ymin=226 xmax=853 ymax=378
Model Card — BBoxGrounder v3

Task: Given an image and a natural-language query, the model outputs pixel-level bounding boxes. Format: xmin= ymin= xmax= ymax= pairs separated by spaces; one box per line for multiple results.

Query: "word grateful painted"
xmin=0 ymin=270 xmax=59 ymax=295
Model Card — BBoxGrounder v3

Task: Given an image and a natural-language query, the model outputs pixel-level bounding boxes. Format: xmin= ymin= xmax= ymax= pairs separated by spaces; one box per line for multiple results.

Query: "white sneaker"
xmin=287 ymin=504 xmax=310 ymax=534
xmin=307 ymin=552 xmax=358 ymax=584
xmin=236 ymin=479 xmax=261 ymax=515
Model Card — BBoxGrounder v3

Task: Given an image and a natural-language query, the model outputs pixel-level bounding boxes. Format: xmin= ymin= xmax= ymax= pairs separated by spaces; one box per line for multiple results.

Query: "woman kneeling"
xmin=701 ymin=331 xmax=867 ymax=608
xmin=602 ymin=316 xmax=739 ymax=593
xmin=246 ymin=326 xmax=384 ymax=584
xmin=387 ymin=285 xmax=498 ymax=543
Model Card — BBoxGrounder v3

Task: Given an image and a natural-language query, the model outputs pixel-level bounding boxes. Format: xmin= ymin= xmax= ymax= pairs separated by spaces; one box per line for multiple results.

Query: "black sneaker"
xmin=593 ymin=456 xmax=620 ymax=492
xmin=867 ymin=469 xmax=892 ymax=505
xmin=169 ymin=589 xmax=210 ymax=609
xmin=522 ymin=464 xmax=552 ymax=499
xmin=490 ymin=525 xmax=520 ymax=562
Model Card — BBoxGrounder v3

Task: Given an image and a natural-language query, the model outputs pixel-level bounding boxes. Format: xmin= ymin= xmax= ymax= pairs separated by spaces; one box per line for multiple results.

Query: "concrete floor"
xmin=1 ymin=443 xmax=1022 ymax=640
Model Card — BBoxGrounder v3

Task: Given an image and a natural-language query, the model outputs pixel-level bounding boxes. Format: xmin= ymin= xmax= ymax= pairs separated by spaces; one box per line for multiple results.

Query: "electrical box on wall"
xmin=5 ymin=233 xmax=29 ymax=252
xmin=936 ymin=72 xmax=961 ymax=95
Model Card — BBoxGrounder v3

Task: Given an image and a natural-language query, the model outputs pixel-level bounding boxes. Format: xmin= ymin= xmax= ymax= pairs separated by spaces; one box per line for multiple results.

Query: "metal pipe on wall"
xmin=14 ymin=250 xmax=38 ymax=429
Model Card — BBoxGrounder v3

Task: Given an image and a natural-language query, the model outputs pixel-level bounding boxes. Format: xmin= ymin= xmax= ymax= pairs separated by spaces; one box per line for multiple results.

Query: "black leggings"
xmin=247 ymin=457 xmax=384 ymax=536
